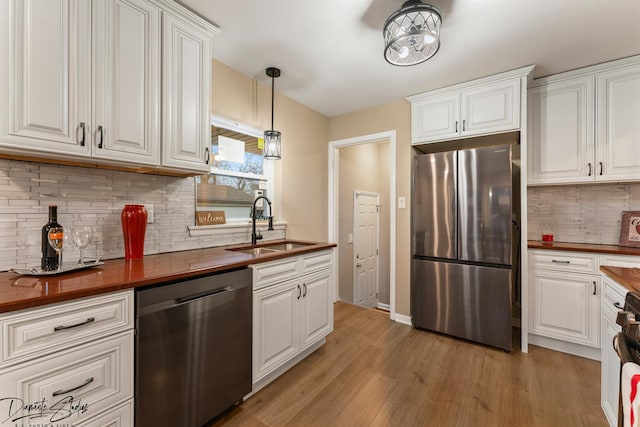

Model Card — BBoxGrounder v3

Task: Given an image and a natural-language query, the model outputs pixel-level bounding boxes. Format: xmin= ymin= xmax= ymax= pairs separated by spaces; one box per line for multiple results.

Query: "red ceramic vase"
xmin=121 ymin=205 xmax=147 ymax=261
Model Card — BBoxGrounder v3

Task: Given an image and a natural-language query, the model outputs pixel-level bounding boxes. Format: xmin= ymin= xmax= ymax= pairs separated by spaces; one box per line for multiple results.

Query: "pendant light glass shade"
xmin=383 ymin=0 xmax=441 ymax=66
xmin=264 ymin=67 xmax=282 ymax=159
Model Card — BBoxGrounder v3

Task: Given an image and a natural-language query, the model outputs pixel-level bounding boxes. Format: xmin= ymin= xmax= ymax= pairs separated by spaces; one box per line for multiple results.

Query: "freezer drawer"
xmin=412 ymin=259 xmax=512 ymax=350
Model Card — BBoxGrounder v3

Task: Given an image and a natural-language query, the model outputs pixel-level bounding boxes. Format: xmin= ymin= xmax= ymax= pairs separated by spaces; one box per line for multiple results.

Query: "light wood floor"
xmin=211 ymin=302 xmax=607 ymax=427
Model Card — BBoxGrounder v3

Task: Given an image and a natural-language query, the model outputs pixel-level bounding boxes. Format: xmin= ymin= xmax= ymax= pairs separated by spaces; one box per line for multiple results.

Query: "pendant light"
xmin=264 ymin=67 xmax=282 ymax=159
xmin=383 ymin=0 xmax=442 ymax=66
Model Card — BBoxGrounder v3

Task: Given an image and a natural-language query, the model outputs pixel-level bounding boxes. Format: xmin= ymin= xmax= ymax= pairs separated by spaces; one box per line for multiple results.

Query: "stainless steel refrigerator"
xmin=411 ymin=144 xmax=515 ymax=351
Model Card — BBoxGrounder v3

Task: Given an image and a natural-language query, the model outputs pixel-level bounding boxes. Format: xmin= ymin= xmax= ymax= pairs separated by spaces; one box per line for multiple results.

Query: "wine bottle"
xmin=41 ymin=205 xmax=61 ymax=271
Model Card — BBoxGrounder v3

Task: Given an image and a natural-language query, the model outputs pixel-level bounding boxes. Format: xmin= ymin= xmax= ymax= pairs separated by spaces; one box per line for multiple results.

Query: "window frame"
xmin=203 ymin=115 xmax=275 ymax=224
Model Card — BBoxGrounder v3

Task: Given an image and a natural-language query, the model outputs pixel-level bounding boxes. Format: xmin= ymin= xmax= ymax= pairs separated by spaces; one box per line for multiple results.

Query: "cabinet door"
xmin=529 ymin=269 xmax=599 ymax=347
xmin=601 ymin=305 xmax=620 ymax=427
xmin=0 ymin=331 xmax=133 ymax=425
xmin=460 ymin=79 xmax=520 ymax=137
xmin=253 ymin=280 xmax=299 ymax=382
xmin=411 ymin=92 xmax=460 ymax=144
xmin=597 ymin=64 xmax=640 ymax=181
xmin=1 ymin=0 xmax=90 ymax=156
xmin=92 ymin=0 xmax=160 ymax=166
xmin=300 ymin=270 xmax=333 ymax=350
xmin=528 ymin=77 xmax=595 ymax=184
xmin=161 ymin=12 xmax=211 ymax=172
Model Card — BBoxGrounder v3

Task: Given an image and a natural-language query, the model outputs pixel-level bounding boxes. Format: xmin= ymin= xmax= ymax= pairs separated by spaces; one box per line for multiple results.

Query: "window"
xmin=195 ymin=117 xmax=273 ymax=223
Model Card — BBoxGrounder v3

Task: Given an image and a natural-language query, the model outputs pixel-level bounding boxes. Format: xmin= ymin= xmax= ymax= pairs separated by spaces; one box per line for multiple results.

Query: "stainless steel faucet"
xmin=251 ymin=196 xmax=274 ymax=245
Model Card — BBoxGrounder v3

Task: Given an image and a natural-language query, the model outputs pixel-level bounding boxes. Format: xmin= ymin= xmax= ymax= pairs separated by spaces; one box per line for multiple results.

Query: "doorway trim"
xmin=328 ymin=130 xmax=397 ymax=321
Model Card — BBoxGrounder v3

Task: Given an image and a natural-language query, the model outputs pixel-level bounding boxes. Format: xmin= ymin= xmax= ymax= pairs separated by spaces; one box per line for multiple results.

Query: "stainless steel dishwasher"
xmin=136 ymin=268 xmax=252 ymax=427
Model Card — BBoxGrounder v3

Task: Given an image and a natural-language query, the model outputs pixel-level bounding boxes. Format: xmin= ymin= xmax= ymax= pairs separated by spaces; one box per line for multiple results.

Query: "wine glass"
xmin=47 ymin=227 xmax=72 ymax=272
xmin=71 ymin=226 xmax=93 ymax=265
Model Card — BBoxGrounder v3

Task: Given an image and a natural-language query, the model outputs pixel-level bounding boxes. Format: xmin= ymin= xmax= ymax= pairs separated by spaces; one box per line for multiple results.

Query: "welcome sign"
xmin=196 ymin=211 xmax=226 ymax=226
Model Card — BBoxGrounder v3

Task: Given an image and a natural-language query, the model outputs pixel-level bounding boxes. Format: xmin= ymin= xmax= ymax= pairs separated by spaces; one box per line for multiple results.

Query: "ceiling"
xmin=181 ymin=0 xmax=640 ymax=118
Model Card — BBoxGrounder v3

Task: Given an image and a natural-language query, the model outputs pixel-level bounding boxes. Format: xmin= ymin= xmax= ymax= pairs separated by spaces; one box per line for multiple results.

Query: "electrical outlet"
xmin=143 ymin=204 xmax=154 ymax=223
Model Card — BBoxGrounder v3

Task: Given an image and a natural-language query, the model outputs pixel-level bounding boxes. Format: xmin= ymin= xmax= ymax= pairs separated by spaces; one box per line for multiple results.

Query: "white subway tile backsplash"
xmin=0 ymin=159 xmax=285 ymax=270
xmin=528 ymin=183 xmax=640 ymax=244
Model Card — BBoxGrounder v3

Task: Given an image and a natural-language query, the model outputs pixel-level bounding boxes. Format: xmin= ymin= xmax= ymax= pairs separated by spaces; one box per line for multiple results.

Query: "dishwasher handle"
xmin=175 ymin=286 xmax=233 ymax=305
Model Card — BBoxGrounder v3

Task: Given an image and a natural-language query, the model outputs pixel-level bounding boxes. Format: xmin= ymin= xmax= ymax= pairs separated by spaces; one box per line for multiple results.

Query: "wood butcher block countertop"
xmin=528 ymin=240 xmax=640 ymax=256
xmin=0 ymin=240 xmax=336 ymax=314
xmin=600 ymin=265 xmax=640 ymax=292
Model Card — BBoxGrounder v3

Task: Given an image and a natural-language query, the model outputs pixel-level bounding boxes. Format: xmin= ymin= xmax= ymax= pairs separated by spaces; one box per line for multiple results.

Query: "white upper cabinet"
xmin=528 ymin=56 xmax=640 ymax=185
xmin=596 ymin=63 xmax=640 ymax=181
xmin=0 ymin=0 xmax=218 ymax=175
xmin=411 ymin=92 xmax=460 ymax=142
xmin=92 ymin=0 xmax=161 ymax=166
xmin=161 ymin=11 xmax=211 ymax=173
xmin=408 ymin=66 xmax=533 ymax=145
xmin=0 ymin=0 xmax=91 ymax=156
xmin=528 ymin=77 xmax=595 ymax=184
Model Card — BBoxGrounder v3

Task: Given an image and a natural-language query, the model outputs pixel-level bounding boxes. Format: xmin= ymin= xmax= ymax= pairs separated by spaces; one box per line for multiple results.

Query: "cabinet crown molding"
xmin=406 ymin=64 xmax=535 ymax=102
xmin=529 ymin=54 xmax=640 ymax=88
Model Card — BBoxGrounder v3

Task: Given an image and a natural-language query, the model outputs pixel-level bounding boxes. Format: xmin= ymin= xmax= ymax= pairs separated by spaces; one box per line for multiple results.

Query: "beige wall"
xmin=329 ymin=99 xmax=412 ymax=316
xmin=211 ymin=60 xmax=330 ymax=241
xmin=337 ymin=142 xmax=390 ymax=305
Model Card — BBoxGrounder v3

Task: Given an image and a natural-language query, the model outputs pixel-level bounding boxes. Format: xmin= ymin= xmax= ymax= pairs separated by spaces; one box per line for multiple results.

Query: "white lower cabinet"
xmin=0 ymin=291 xmax=134 ymax=426
xmin=528 ymin=250 xmax=600 ymax=354
xmin=600 ymin=273 xmax=631 ymax=427
xmin=252 ymin=250 xmax=334 ymax=387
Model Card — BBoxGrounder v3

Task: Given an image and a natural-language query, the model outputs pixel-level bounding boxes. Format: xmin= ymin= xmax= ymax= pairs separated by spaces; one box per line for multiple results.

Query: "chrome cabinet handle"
xmin=54 ymin=317 xmax=95 ymax=332
xmin=551 ymin=260 xmax=570 ymax=264
xmin=592 ymin=281 xmax=597 ymax=296
xmin=52 ymin=377 xmax=94 ymax=396
xmin=78 ymin=122 xmax=86 ymax=147
xmin=96 ymin=125 xmax=104 ymax=149
xmin=205 ymin=147 xmax=210 ymax=165
xmin=599 ymin=162 xmax=603 ymax=176
xmin=614 ymin=302 xmax=624 ymax=310
xmin=297 ymin=284 xmax=301 ymax=300
xmin=303 ymin=283 xmax=307 ymax=297
xmin=587 ymin=163 xmax=592 ymax=176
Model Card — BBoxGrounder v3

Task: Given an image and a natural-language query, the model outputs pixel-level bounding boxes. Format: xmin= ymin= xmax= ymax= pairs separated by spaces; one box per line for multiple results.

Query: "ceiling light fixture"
xmin=264 ymin=67 xmax=282 ymax=159
xmin=383 ymin=0 xmax=442 ymax=66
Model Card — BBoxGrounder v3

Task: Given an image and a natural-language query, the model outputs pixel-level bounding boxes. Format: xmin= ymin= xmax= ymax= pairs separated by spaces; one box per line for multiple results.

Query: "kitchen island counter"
xmin=600 ymin=265 xmax=640 ymax=293
xmin=0 ymin=240 xmax=335 ymax=313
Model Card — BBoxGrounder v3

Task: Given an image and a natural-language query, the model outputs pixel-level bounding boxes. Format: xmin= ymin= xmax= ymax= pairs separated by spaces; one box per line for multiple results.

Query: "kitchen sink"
xmin=227 ymin=241 xmax=315 ymax=256
xmin=230 ymin=247 xmax=280 ymax=256
xmin=261 ymin=242 xmax=312 ymax=251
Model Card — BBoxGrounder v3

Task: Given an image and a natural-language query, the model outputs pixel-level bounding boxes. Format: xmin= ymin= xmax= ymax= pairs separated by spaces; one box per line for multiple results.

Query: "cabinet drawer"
xmin=600 ymin=254 xmax=640 ymax=269
xmin=0 ymin=330 xmax=133 ymax=425
xmin=252 ymin=257 xmax=300 ymax=290
xmin=529 ymin=250 xmax=598 ymax=273
xmin=76 ymin=399 xmax=133 ymax=427
xmin=301 ymin=250 xmax=333 ymax=275
xmin=0 ymin=290 xmax=133 ymax=367
xmin=602 ymin=275 xmax=627 ymax=313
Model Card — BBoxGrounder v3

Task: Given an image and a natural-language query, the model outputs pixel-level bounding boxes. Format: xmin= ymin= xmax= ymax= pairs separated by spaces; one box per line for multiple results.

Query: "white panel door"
xmin=461 ymin=79 xmax=520 ymax=137
xmin=353 ymin=192 xmax=379 ymax=308
xmin=300 ymin=270 xmax=333 ymax=350
xmin=252 ymin=280 xmax=299 ymax=382
xmin=528 ymin=77 xmax=595 ymax=184
xmin=597 ymin=64 xmax=640 ymax=181
xmin=92 ymin=0 xmax=160 ymax=165
xmin=161 ymin=12 xmax=210 ymax=172
xmin=529 ymin=270 xmax=599 ymax=347
xmin=411 ymin=92 xmax=460 ymax=143
xmin=601 ymin=307 xmax=620 ymax=427
xmin=2 ymin=0 xmax=90 ymax=156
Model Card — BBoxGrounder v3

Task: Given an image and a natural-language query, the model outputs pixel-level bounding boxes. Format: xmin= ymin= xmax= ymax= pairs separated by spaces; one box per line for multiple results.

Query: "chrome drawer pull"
xmin=52 ymin=377 xmax=94 ymax=397
xmin=614 ymin=302 xmax=624 ymax=310
xmin=551 ymin=260 xmax=570 ymax=264
xmin=53 ymin=317 xmax=95 ymax=332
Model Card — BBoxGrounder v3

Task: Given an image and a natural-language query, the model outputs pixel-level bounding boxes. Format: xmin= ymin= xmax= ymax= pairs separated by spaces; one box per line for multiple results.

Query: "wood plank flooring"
xmin=211 ymin=302 xmax=607 ymax=427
